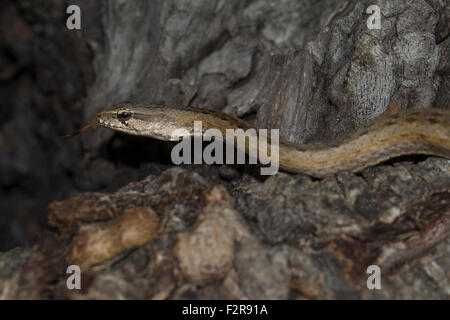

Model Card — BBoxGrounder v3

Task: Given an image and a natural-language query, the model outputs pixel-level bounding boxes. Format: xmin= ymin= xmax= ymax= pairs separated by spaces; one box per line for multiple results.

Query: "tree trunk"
xmin=0 ymin=0 xmax=448 ymax=299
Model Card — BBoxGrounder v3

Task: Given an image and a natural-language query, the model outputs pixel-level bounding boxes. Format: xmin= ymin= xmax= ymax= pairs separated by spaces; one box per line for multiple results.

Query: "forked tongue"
xmin=63 ymin=120 xmax=97 ymax=138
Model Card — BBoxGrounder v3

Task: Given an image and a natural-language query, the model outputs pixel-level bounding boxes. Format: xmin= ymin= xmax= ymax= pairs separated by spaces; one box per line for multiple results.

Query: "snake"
xmin=94 ymin=103 xmax=450 ymax=178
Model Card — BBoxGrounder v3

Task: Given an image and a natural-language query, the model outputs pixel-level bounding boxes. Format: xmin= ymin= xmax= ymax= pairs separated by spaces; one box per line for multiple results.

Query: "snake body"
xmin=96 ymin=103 xmax=450 ymax=178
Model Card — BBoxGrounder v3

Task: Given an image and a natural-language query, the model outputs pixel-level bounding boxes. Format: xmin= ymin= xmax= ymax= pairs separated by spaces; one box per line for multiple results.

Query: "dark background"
xmin=0 ymin=0 xmax=172 ymax=250
xmin=0 ymin=0 xmax=92 ymax=250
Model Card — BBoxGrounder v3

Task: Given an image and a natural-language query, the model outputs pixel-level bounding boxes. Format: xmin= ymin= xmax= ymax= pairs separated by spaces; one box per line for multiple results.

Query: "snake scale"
xmin=95 ymin=103 xmax=450 ymax=178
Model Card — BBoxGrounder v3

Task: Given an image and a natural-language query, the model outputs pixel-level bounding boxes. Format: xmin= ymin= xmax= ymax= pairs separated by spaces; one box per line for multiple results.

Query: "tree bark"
xmin=0 ymin=0 xmax=448 ymax=299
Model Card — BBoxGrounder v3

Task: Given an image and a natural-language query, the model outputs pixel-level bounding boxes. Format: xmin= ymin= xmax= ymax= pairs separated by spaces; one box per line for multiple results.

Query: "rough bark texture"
xmin=0 ymin=0 xmax=449 ymax=299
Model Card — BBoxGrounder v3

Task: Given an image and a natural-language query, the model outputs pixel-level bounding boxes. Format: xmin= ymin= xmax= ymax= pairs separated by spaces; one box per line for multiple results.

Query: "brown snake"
xmin=95 ymin=103 xmax=450 ymax=178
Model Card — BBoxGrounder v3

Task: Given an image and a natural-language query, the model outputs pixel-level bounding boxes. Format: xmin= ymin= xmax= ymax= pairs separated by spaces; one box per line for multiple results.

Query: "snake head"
xmin=96 ymin=103 xmax=191 ymax=141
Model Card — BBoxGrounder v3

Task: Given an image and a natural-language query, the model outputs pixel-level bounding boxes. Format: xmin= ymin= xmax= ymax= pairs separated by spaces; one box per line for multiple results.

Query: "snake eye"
xmin=118 ymin=111 xmax=131 ymax=120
